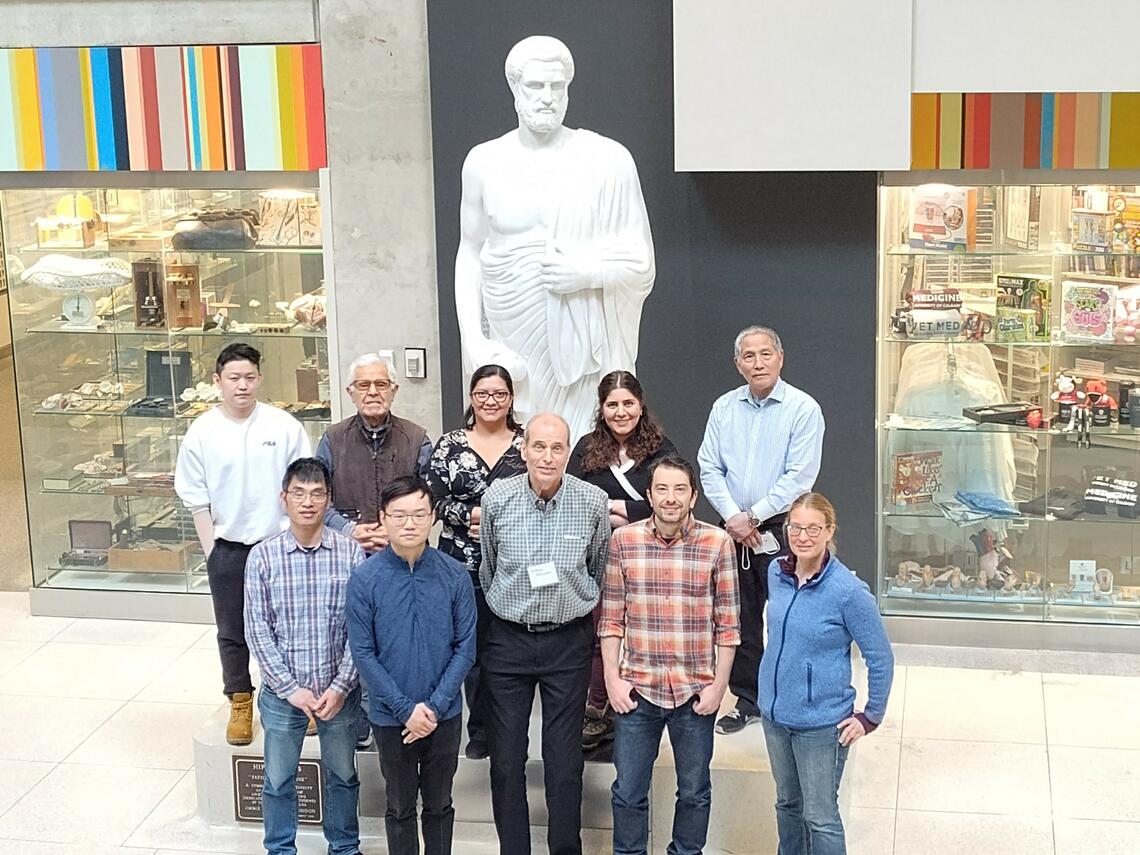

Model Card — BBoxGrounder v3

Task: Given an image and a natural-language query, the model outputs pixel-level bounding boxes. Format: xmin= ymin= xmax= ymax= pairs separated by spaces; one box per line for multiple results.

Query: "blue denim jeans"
xmin=761 ymin=717 xmax=849 ymax=855
xmin=259 ymin=688 xmax=362 ymax=855
xmin=611 ymin=693 xmax=715 ymax=855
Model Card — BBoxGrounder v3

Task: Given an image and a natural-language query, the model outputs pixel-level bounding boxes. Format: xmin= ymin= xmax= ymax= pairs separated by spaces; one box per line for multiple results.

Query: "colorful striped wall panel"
xmin=0 ymin=45 xmax=326 ymax=172
xmin=912 ymin=93 xmax=1140 ymax=170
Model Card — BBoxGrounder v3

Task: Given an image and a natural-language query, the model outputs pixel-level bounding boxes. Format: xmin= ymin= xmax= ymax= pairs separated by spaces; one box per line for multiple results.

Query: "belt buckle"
xmin=526 ymin=621 xmax=552 ymax=633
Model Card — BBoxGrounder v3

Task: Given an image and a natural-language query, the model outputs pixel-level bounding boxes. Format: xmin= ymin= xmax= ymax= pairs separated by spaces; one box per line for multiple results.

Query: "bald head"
xmin=524 ymin=412 xmax=570 ymax=445
xmin=522 ymin=412 xmax=571 ymax=498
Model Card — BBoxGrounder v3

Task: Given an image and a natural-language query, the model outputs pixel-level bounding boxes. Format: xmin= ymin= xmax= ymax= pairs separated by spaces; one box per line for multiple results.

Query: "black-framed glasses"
xmin=352 ymin=379 xmax=394 ymax=392
xmin=786 ymin=523 xmax=825 ymax=537
xmin=472 ymin=389 xmax=510 ymax=403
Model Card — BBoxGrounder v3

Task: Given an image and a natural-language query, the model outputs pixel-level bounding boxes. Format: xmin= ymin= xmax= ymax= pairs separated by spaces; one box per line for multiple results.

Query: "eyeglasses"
xmin=472 ymin=390 xmax=510 ymax=403
xmin=351 ymin=380 xmax=394 ymax=392
xmin=385 ymin=510 xmax=432 ymax=524
xmin=786 ymin=523 xmax=826 ymax=537
xmin=287 ymin=489 xmax=329 ymax=503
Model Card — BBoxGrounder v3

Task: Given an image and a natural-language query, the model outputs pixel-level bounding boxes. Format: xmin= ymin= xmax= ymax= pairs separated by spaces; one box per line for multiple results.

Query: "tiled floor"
xmin=0 ymin=590 xmax=1138 ymax=854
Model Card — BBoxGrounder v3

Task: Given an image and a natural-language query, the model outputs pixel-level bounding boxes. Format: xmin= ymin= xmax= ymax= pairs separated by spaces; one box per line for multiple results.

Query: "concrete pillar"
xmin=319 ymin=0 xmax=443 ymax=435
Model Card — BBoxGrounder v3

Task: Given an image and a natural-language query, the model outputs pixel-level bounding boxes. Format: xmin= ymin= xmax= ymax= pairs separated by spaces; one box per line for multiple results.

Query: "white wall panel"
xmin=913 ymin=0 xmax=1140 ymax=93
xmin=1 ymin=1 xmax=317 ymax=47
xmin=674 ymin=0 xmax=912 ymax=171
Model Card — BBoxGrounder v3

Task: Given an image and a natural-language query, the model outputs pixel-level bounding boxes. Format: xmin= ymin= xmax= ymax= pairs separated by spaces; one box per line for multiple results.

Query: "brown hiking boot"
xmin=227 ymin=692 xmax=254 ymax=745
xmin=582 ymin=704 xmax=614 ymax=750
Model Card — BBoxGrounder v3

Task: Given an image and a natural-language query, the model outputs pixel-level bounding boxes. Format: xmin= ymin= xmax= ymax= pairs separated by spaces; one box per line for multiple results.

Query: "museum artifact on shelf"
xmin=257 ymin=190 xmax=321 ymax=247
xmin=171 ymin=208 xmax=259 ymax=250
xmin=131 ymin=259 xmax=166 ymax=328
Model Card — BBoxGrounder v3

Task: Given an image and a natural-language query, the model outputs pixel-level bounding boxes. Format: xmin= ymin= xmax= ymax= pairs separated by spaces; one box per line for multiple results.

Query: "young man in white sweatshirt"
xmin=175 ymin=342 xmax=310 ymax=744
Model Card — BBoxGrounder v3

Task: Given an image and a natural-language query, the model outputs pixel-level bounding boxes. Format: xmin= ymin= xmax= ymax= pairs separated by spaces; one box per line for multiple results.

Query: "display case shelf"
xmin=26 ymin=319 xmax=325 ymax=339
xmin=881 ymin=335 xmax=1140 ymax=349
xmin=17 ymin=243 xmax=323 ymax=257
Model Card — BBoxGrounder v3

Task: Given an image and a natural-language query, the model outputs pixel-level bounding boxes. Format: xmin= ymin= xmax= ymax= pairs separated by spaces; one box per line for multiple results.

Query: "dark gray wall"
xmin=427 ymin=2 xmax=879 ymax=579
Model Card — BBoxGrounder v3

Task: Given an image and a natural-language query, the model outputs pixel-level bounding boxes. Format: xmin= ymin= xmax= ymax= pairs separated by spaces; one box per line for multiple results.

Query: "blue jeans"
xmin=611 ymin=693 xmax=715 ymax=855
xmin=259 ymin=688 xmax=362 ymax=855
xmin=761 ymin=717 xmax=849 ymax=855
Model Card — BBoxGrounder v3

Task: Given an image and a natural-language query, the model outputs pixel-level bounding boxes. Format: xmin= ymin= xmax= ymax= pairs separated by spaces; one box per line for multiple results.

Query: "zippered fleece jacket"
xmin=758 ymin=552 xmax=894 ymax=730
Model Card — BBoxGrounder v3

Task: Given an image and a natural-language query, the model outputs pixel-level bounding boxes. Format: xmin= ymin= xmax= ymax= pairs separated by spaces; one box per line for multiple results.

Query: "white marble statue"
xmin=454 ymin=35 xmax=655 ymax=441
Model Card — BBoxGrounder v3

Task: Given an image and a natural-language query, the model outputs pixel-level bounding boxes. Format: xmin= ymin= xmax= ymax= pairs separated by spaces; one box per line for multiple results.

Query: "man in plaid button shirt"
xmin=598 ymin=454 xmax=740 ymax=855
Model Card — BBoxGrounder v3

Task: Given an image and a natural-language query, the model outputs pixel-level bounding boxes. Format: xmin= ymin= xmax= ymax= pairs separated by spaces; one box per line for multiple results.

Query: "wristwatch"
xmin=746 ymin=510 xmax=761 ymax=528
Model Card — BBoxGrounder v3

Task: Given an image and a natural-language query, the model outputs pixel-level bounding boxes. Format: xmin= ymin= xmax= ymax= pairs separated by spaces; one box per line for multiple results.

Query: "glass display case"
xmin=878 ymin=181 xmax=1140 ymax=625
xmin=1 ymin=184 xmax=331 ymax=595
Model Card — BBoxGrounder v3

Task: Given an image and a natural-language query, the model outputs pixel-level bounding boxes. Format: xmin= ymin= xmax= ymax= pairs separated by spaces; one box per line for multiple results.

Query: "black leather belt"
xmin=523 ymin=621 xmax=563 ymax=633
xmin=505 ymin=613 xmax=589 ymax=633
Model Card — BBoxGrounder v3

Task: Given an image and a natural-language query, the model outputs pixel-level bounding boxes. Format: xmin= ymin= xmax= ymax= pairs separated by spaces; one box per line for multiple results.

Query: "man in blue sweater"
xmin=346 ymin=476 xmax=477 ymax=855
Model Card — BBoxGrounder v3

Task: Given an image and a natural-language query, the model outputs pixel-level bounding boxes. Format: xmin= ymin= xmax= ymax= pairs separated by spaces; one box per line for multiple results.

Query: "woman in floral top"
xmin=425 ymin=363 xmax=525 ymax=760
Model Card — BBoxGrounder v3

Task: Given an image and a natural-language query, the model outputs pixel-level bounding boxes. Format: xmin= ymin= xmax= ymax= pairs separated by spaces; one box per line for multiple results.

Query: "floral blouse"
xmin=425 ymin=428 xmax=526 ymax=576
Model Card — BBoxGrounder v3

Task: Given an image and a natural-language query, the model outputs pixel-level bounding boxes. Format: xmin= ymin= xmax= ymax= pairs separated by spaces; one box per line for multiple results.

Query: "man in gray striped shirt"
xmin=698 ymin=326 xmax=825 ymax=736
xmin=244 ymin=457 xmax=366 ymax=855
xmin=479 ymin=412 xmax=611 ymax=855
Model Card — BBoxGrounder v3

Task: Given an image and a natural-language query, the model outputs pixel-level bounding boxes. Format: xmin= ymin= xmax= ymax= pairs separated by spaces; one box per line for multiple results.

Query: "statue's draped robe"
xmin=478 ymin=130 xmax=655 ymax=441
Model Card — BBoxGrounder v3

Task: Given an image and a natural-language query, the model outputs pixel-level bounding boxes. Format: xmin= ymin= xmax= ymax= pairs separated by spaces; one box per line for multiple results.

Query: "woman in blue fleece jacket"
xmin=758 ymin=492 xmax=893 ymax=855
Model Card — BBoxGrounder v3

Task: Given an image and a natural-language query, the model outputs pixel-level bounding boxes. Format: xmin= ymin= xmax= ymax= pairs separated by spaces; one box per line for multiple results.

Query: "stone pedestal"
xmin=192 ymin=703 xmax=781 ymax=849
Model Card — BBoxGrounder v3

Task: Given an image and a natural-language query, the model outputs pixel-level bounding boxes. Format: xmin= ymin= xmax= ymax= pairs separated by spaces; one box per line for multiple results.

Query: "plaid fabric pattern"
xmin=479 ymin=473 xmax=611 ymax=624
xmin=598 ymin=517 xmax=741 ymax=709
xmin=244 ymin=526 xmax=366 ymax=699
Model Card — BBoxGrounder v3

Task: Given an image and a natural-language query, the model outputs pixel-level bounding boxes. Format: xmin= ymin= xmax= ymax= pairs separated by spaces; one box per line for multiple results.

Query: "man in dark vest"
xmin=317 ymin=352 xmax=433 ymax=748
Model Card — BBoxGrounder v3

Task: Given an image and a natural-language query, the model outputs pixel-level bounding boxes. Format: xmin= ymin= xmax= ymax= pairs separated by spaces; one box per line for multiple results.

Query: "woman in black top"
xmin=568 ymin=370 xmax=676 ymax=750
xmin=425 ymin=364 xmax=525 ymax=759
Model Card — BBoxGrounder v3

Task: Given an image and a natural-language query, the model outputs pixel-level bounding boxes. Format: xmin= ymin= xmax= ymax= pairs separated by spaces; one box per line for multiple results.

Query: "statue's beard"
xmin=516 ymin=96 xmax=568 ymax=134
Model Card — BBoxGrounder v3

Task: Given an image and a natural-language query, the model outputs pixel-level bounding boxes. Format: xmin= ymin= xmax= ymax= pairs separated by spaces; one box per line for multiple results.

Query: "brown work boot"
xmin=582 ymin=704 xmax=614 ymax=750
xmin=227 ymin=692 xmax=254 ymax=746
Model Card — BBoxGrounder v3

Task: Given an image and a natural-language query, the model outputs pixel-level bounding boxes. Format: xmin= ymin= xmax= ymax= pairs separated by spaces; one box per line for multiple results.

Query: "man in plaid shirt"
xmin=244 ymin=457 xmax=366 ymax=855
xmin=598 ymin=454 xmax=740 ymax=855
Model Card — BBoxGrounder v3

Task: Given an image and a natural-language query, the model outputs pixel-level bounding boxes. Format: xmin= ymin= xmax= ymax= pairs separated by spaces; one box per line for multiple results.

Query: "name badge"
xmin=527 ymin=561 xmax=559 ymax=589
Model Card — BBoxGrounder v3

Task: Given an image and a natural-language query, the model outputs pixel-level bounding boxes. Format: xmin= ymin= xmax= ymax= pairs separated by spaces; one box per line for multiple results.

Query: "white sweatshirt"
xmin=174 ymin=402 xmax=311 ymax=544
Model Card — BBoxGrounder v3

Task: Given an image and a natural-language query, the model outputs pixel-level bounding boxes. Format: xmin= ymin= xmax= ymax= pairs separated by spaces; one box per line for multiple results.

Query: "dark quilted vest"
xmin=326 ymin=413 xmax=426 ymax=524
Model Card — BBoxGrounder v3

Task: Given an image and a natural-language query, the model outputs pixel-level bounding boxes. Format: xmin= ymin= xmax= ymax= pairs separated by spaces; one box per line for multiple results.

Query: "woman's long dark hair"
xmin=463 ymin=364 xmax=522 ymax=431
xmin=580 ymin=370 xmax=664 ymax=472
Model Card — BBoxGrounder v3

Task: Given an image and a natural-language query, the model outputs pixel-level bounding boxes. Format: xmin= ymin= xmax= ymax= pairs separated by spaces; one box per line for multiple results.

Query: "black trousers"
xmin=728 ymin=520 xmax=787 ymax=717
xmin=462 ymin=581 xmax=493 ymax=742
xmin=482 ymin=612 xmax=594 ymax=855
xmin=206 ymin=538 xmax=255 ymax=696
xmin=374 ymin=715 xmax=462 ymax=855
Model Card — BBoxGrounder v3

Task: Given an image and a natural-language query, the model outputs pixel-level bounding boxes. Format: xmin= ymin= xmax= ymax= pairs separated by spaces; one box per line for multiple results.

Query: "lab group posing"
xmin=174 ymin=325 xmax=894 ymax=855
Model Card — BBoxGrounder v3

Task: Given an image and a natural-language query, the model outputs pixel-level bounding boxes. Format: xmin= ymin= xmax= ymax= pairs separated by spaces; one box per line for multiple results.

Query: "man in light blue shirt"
xmin=697 ymin=326 xmax=825 ymax=735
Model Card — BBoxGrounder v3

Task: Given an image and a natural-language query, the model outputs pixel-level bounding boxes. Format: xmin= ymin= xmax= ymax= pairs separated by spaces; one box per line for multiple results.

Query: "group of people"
xmin=173 ymin=325 xmax=894 ymax=855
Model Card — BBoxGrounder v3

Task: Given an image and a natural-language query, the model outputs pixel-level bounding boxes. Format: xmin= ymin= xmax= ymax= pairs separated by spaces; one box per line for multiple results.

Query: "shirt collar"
xmin=283 ymin=527 xmax=332 ymax=553
xmin=382 ymin=543 xmax=429 ymax=572
xmin=778 ymin=549 xmax=831 ymax=585
xmin=738 ymin=377 xmax=786 ymax=408
xmin=648 ymin=515 xmax=694 ymax=546
xmin=524 ymin=474 xmax=566 ymax=510
xmin=356 ymin=413 xmax=390 ymax=441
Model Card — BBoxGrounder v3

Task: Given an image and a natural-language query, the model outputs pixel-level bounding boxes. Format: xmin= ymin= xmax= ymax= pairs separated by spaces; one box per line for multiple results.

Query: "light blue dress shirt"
xmin=697 ymin=378 xmax=825 ymax=523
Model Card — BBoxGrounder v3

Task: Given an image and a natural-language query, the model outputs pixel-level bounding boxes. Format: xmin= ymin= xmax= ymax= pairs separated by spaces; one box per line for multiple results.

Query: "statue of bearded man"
xmin=454 ymin=35 xmax=656 ymax=441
